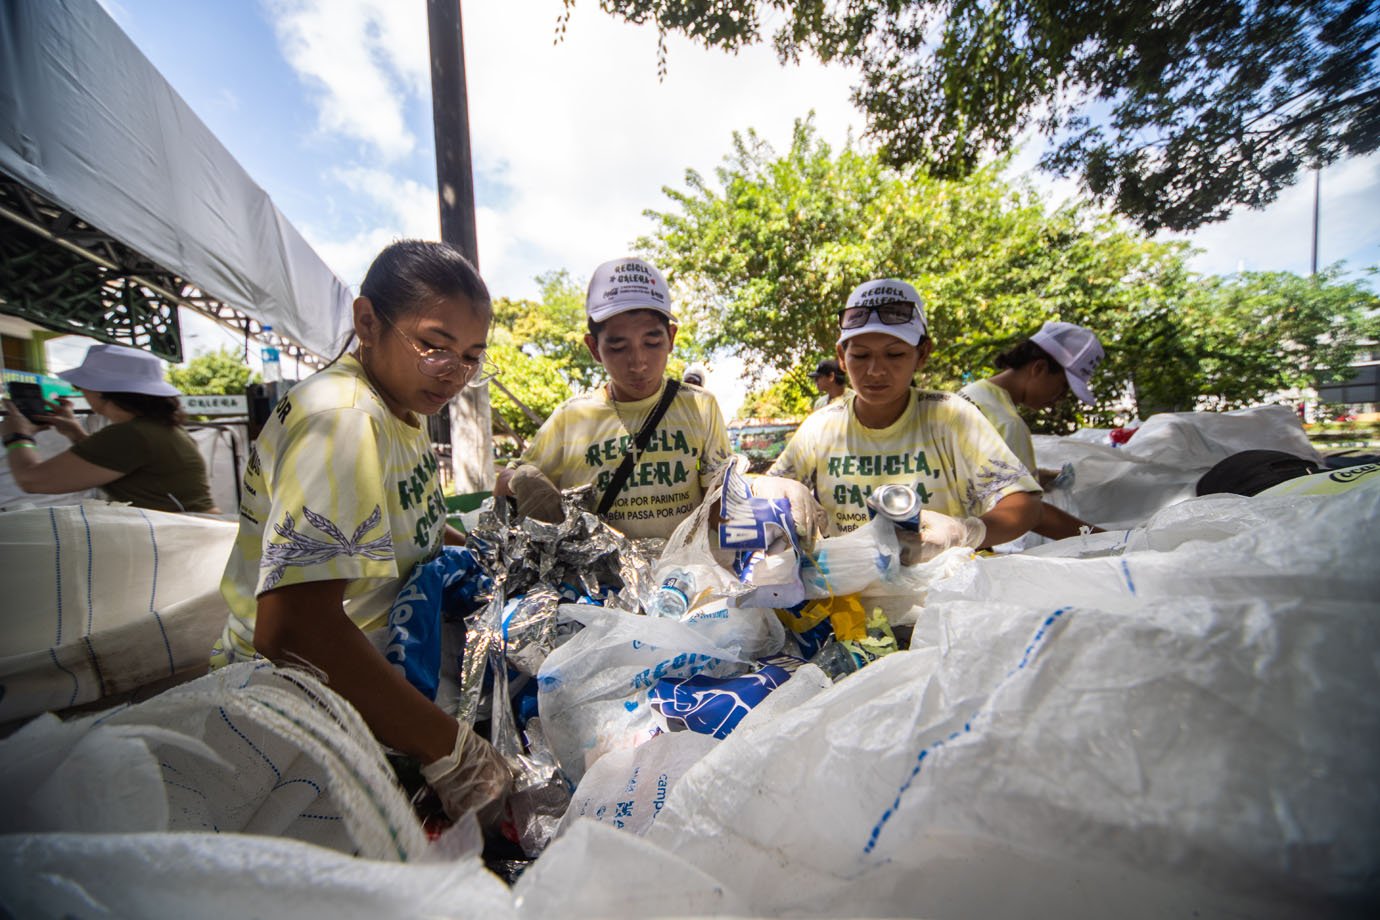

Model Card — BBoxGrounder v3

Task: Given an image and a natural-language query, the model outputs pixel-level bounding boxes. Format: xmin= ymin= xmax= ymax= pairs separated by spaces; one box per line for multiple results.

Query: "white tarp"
xmin=0 ymin=0 xmax=353 ymax=359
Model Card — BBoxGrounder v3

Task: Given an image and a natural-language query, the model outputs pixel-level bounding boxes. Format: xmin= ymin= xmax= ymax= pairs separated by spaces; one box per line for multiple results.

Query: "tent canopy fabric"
xmin=0 ymin=0 xmax=353 ymax=360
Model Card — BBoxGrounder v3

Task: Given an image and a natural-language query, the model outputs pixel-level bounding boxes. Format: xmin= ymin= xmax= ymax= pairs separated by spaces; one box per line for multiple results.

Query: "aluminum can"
xmin=865 ymin=483 xmax=922 ymax=531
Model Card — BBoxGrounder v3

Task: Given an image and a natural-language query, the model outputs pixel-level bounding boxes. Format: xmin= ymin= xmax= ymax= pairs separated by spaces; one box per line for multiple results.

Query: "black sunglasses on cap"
xmin=837 ymin=302 xmax=918 ymax=329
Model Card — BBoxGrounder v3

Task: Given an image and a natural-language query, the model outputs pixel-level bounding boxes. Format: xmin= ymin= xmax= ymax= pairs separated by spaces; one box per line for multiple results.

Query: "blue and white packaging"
xmin=648 ymin=662 xmax=793 ymax=739
xmin=383 ymin=546 xmax=491 ymax=700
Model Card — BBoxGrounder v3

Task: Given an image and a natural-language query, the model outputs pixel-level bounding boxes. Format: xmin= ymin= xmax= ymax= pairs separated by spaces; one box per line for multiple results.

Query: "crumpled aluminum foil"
xmin=455 ymin=487 xmax=664 ymax=855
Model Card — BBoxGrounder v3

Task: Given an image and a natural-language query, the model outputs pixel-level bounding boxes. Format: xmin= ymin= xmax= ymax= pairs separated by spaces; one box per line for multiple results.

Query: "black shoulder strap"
xmin=597 ymin=379 xmax=681 ymax=516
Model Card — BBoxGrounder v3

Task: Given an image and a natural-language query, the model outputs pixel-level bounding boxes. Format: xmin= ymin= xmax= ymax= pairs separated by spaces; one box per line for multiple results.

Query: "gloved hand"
xmin=507 ymin=463 xmax=564 ymax=523
xmin=746 ymin=474 xmax=828 ymax=545
xmin=896 ymin=510 xmax=987 ymax=565
xmin=420 ymin=723 xmax=512 ymax=824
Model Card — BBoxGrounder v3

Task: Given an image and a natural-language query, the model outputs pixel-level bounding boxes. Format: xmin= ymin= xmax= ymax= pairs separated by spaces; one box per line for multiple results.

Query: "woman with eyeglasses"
xmin=214 ymin=239 xmax=509 ymax=823
xmin=768 ymin=279 xmax=1042 ymax=561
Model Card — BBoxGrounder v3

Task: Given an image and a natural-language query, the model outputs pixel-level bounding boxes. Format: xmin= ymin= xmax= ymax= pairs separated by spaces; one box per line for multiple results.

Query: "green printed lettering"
xmin=915 ymin=481 xmax=933 ymax=503
xmin=673 ymin=460 xmax=689 ymax=484
xmin=884 ymin=454 xmax=901 ymax=475
xmin=859 ymin=455 xmax=873 ymax=476
xmin=585 ymin=444 xmax=601 ymax=466
xmin=654 ymin=461 xmax=671 ymax=486
xmin=827 ymin=456 xmax=842 ymax=477
xmin=398 ymin=479 xmax=413 ymax=510
xmin=914 ymin=450 xmax=932 ymax=475
xmin=672 ymin=430 xmax=689 ymax=453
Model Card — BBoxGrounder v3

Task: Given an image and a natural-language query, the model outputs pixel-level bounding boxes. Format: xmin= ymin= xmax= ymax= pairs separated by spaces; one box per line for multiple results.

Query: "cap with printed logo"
xmin=585 ymin=257 xmax=674 ymax=323
xmin=1030 ymin=321 xmax=1104 ymax=404
xmin=837 ymin=279 xmax=928 ymax=347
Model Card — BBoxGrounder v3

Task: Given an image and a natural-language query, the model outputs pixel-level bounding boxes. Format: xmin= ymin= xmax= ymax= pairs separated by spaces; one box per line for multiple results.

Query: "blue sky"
xmin=73 ymin=0 xmax=1380 ymax=415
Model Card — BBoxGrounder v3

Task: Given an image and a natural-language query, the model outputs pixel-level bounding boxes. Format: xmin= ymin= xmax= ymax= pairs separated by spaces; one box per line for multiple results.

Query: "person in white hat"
xmin=682 ymin=362 xmax=709 ymax=387
xmin=767 ymin=278 xmax=1042 ymax=559
xmin=495 ymin=256 xmax=733 ymax=538
xmin=960 ymin=321 xmax=1105 ymax=540
xmin=3 ymin=342 xmax=215 ymax=513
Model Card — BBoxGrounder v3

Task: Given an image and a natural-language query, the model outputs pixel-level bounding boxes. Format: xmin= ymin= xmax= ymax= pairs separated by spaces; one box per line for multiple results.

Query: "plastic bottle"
xmin=644 ymin=568 xmax=695 ymax=619
xmin=261 ymin=325 xmax=281 ymax=384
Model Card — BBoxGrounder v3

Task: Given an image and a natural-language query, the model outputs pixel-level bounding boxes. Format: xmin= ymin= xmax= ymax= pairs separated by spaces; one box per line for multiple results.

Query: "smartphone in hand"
xmin=6 ymin=381 xmax=50 ymax=423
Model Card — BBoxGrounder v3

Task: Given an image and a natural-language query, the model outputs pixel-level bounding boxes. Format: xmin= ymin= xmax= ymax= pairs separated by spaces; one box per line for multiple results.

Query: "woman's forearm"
xmin=255 ymin=582 xmax=458 ymax=763
xmin=979 ymin=491 xmax=1042 ymax=546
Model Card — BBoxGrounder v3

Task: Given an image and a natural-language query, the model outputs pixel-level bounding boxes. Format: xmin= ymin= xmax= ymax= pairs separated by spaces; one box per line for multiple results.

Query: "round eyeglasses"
xmin=392 ymin=326 xmax=498 ymax=388
xmin=838 ymin=302 xmax=918 ymax=329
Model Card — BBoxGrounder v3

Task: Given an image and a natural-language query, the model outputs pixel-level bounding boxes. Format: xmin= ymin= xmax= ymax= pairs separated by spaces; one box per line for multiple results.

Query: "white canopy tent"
xmin=0 ymin=0 xmax=353 ymax=360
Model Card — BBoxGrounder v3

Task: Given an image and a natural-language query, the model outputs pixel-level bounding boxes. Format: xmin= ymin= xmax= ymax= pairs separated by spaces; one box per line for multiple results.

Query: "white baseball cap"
xmin=1030 ymin=321 xmax=1105 ymax=404
xmin=57 ymin=343 xmax=180 ymax=397
xmin=585 ymin=257 xmax=674 ymax=323
xmin=837 ymin=279 xmax=929 ymax=347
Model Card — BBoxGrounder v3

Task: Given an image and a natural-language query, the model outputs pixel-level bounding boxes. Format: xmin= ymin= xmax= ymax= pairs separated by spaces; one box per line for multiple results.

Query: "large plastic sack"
xmin=556 ymin=488 xmax=1380 ymax=917
xmin=0 ymin=502 xmax=237 ymax=722
xmin=0 ymin=662 xmax=429 ymax=862
xmin=0 ymin=832 xmax=515 ymax=920
xmin=537 ymin=603 xmax=749 ymax=783
xmin=559 ymin=730 xmax=719 ymax=837
xmin=513 ymin=819 xmax=749 ymax=919
xmin=1033 ymin=404 xmax=1320 ymax=527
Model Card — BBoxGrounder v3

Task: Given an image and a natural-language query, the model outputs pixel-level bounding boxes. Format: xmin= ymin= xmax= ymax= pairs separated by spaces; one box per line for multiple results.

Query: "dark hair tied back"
xmin=328 ymin=240 xmax=491 ymax=365
xmin=360 ymin=239 xmax=491 ymax=326
xmin=994 ymin=339 xmax=1055 ymax=371
xmin=101 ymin=392 xmax=186 ymax=426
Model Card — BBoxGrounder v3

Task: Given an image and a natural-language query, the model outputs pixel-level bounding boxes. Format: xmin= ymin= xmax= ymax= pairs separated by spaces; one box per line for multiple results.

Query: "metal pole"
xmin=427 ymin=0 xmax=479 ymax=267
xmin=1310 ymin=168 xmax=1320 ymax=277
xmin=426 ymin=0 xmax=494 ymax=495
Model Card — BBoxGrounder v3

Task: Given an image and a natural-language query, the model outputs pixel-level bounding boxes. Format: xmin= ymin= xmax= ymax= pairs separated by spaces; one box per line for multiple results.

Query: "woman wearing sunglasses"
xmin=768 ymin=279 xmax=1041 ymax=561
xmin=215 ymin=239 xmax=509 ymax=823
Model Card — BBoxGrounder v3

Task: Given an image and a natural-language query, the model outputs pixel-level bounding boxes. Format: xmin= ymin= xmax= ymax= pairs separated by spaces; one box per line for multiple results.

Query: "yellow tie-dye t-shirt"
xmin=959 ymin=378 xmax=1037 ymax=475
xmin=522 ymin=379 xmax=732 ymax=539
xmin=214 ymin=355 xmax=446 ymax=665
xmin=769 ymin=389 xmax=1040 ymax=534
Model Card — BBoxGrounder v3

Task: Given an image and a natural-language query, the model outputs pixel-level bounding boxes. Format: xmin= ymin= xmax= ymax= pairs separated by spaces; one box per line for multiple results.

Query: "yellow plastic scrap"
xmin=840 ymin=606 xmax=900 ymax=663
xmin=776 ymin=593 xmax=868 ymax=636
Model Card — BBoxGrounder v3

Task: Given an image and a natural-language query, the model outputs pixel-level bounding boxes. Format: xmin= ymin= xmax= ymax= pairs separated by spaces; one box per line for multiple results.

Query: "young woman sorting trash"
xmin=214 ymin=240 xmax=509 ymax=821
xmin=769 ymin=279 xmax=1041 ymax=561
xmin=960 ymin=322 xmax=1106 ymax=540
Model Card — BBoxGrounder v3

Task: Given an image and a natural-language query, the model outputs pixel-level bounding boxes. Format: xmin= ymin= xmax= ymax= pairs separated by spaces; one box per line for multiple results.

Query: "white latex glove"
xmin=746 ymin=474 xmax=828 ymax=545
xmin=420 ymin=724 xmax=512 ymax=824
xmin=896 ymin=510 xmax=987 ymax=565
xmin=507 ymin=463 xmax=565 ymax=523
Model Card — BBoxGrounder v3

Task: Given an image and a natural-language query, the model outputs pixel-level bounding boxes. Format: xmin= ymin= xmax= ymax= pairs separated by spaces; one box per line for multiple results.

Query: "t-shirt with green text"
xmin=522 ymin=379 xmax=732 ymax=539
xmin=768 ymin=389 xmax=1040 ymax=534
xmin=214 ymin=354 xmax=445 ymax=666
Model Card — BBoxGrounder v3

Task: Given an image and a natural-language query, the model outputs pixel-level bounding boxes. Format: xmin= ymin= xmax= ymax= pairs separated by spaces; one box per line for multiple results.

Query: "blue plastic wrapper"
xmin=648 ymin=662 xmax=793 ymax=739
xmin=383 ymin=546 xmax=491 ymax=700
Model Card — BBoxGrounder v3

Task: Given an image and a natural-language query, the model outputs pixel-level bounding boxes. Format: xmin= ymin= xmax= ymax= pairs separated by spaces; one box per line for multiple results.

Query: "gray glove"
xmin=508 ymin=463 xmax=565 ymax=523
xmin=896 ymin=510 xmax=987 ymax=565
xmin=420 ymin=723 xmax=512 ymax=824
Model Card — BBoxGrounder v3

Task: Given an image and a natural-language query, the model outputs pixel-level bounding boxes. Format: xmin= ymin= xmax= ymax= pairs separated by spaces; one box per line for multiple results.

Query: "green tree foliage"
xmin=571 ymin=0 xmax=1380 ymax=232
xmin=165 ymin=346 xmax=258 ymax=395
xmin=641 ymin=118 xmax=1377 ymax=428
xmin=739 ymin=371 xmax=816 ymax=419
xmin=492 ymin=270 xmax=602 ymax=392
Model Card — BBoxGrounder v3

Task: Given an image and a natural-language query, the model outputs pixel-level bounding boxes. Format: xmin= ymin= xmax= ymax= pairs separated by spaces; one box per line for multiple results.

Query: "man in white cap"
xmin=495 ymin=257 xmax=733 ymax=539
xmin=960 ymin=320 xmax=1106 ymax=540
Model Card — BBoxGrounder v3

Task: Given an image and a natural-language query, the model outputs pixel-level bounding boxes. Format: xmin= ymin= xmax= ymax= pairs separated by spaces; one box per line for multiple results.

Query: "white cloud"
xmin=302 ymin=167 xmax=442 ymax=287
xmin=459 ymin=0 xmax=863 ymax=299
xmin=262 ymin=0 xmax=428 ymax=161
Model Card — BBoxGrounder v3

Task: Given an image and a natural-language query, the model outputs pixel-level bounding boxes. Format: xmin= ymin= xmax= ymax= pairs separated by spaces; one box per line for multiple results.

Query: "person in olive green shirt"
xmin=2 ymin=343 xmax=215 ymax=513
